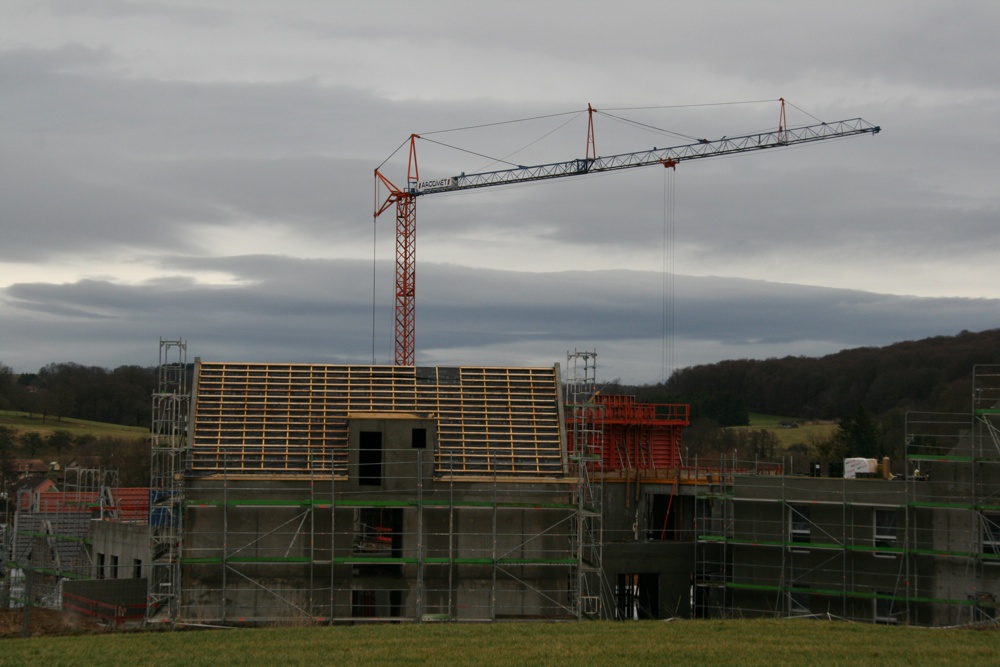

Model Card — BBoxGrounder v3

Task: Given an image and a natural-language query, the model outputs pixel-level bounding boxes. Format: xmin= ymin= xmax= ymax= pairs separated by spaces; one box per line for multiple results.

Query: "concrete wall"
xmin=90 ymin=521 xmax=149 ymax=581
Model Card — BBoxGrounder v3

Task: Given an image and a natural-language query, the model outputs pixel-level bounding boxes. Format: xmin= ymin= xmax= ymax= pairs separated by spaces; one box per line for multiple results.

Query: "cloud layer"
xmin=2 ymin=1 xmax=998 ymax=383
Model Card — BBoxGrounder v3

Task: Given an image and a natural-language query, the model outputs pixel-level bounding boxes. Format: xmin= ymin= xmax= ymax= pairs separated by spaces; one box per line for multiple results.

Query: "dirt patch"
xmin=0 ymin=607 xmax=104 ymax=638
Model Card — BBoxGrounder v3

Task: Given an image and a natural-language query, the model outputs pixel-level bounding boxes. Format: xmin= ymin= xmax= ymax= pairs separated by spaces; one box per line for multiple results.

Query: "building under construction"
xmin=5 ymin=339 xmax=998 ymax=627
xmin=142 ymin=338 xmax=999 ymax=625
xmin=146 ymin=346 xmax=617 ymax=623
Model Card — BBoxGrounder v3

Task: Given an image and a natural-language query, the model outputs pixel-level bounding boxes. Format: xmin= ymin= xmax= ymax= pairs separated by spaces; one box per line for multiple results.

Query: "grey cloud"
xmin=2 ymin=3 xmax=999 ymax=384
xmin=3 ymin=258 xmax=996 ymax=384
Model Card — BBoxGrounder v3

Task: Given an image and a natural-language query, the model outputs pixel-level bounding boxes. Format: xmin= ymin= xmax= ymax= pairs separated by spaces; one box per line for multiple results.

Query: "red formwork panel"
xmin=567 ymin=394 xmax=690 ymax=472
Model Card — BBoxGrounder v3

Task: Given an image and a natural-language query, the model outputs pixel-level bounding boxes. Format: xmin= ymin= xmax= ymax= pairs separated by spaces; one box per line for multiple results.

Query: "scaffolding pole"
xmin=146 ymin=338 xmax=190 ymax=624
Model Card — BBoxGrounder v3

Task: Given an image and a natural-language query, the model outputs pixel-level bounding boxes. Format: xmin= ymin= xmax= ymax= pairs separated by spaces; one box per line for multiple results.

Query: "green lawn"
xmin=738 ymin=412 xmax=837 ymax=448
xmin=0 ymin=410 xmax=147 ymax=442
xmin=1 ymin=620 xmax=997 ymax=667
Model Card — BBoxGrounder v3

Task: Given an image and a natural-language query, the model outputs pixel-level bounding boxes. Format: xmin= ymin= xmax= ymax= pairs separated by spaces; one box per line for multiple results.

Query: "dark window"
xmin=352 ymin=590 xmax=402 ymax=618
xmin=789 ymin=506 xmax=811 ymax=552
xmin=972 ymin=593 xmax=997 ymax=621
xmin=874 ymin=509 xmax=898 ymax=557
xmin=615 ymin=573 xmax=659 ymax=620
xmin=411 ymin=428 xmax=427 ymax=449
xmin=790 ymin=586 xmax=810 ymax=616
xmin=96 ymin=553 xmax=105 ymax=579
xmin=646 ymin=494 xmax=681 ymax=541
xmin=353 ymin=507 xmax=403 ymax=577
xmin=359 ymin=431 xmax=383 ymax=486
xmin=982 ymin=513 xmax=1000 ymax=560
xmin=111 ymin=555 xmax=119 ymax=579
xmin=133 ymin=558 xmax=142 ymax=579
xmin=354 ymin=507 xmax=403 ymax=557
xmin=874 ymin=591 xmax=898 ymax=623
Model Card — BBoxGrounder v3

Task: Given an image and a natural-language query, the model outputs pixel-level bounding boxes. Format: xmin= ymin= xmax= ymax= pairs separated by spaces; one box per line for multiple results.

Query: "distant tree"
xmin=655 ymin=391 xmax=749 ymax=428
xmin=703 ymin=392 xmax=750 ymax=427
xmin=786 ymin=443 xmax=811 ymax=458
xmin=0 ymin=362 xmax=13 ymax=410
xmin=0 ymin=425 xmax=17 ymax=494
xmin=77 ymin=436 xmax=151 ymax=487
xmin=682 ymin=418 xmax=723 ymax=457
xmin=20 ymin=431 xmax=45 ymax=457
xmin=823 ymin=407 xmax=883 ymax=460
xmin=48 ymin=429 xmax=74 ymax=456
xmin=808 ymin=432 xmax=835 ymax=460
xmin=746 ymin=429 xmax=780 ymax=461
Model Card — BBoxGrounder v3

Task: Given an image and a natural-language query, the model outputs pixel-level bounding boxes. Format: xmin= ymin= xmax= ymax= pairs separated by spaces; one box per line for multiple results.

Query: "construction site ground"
xmin=0 ymin=607 xmax=103 ymax=638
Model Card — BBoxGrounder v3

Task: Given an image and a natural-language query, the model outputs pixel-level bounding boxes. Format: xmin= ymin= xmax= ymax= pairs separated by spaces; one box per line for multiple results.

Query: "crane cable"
xmin=662 ymin=167 xmax=676 ymax=384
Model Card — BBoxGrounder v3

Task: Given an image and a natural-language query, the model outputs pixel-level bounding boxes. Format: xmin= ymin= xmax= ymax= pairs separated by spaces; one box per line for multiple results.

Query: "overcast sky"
xmin=1 ymin=1 xmax=998 ymax=385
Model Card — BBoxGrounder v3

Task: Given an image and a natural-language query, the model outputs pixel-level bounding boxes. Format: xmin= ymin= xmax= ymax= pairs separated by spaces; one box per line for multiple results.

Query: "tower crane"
xmin=374 ymin=99 xmax=880 ymax=366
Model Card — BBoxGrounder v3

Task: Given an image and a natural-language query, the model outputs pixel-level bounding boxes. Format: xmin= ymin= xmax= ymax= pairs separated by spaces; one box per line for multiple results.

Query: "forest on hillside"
xmin=2 ymin=328 xmax=999 ymax=473
xmin=0 ymin=363 xmax=157 ymax=490
xmin=609 ymin=328 xmax=1000 ymax=463
xmin=0 ymin=362 xmax=157 ymax=427
xmin=617 ymin=329 xmax=1000 ymax=418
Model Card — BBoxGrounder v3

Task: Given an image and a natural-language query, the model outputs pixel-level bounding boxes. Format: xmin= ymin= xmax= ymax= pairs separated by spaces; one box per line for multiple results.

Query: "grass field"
xmin=738 ymin=412 xmax=838 ymax=448
xmin=1 ymin=619 xmax=997 ymax=667
xmin=0 ymin=410 xmax=147 ymax=442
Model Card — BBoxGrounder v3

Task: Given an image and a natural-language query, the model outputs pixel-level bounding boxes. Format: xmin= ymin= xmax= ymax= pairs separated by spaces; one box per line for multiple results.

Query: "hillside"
xmin=607 ymin=329 xmax=1000 ymax=465
xmin=618 ymin=329 xmax=1000 ymax=419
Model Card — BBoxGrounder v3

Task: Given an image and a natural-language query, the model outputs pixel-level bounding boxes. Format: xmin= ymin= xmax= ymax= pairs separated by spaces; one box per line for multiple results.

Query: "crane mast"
xmin=374 ymin=100 xmax=880 ymax=366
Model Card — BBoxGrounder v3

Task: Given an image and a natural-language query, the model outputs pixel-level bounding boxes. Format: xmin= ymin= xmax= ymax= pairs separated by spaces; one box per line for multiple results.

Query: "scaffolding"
xmin=565 ymin=350 xmax=605 ymax=618
xmin=693 ymin=364 xmax=1000 ymax=626
xmin=176 ymin=360 xmax=588 ymax=623
xmin=904 ymin=363 xmax=1000 ymax=625
xmin=6 ymin=466 xmax=116 ymax=610
xmin=147 ymin=338 xmax=189 ymax=623
xmin=180 ymin=459 xmax=579 ymax=622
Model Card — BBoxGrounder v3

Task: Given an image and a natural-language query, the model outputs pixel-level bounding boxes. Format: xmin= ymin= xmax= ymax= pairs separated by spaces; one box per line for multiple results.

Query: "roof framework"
xmin=192 ymin=363 xmax=566 ymax=479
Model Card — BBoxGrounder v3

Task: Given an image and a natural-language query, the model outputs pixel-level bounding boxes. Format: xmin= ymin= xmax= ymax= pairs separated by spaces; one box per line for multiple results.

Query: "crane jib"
xmin=412 ymin=118 xmax=879 ymax=196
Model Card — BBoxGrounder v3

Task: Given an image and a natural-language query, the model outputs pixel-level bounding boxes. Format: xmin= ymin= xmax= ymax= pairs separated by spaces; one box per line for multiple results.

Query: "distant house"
xmin=10 ymin=459 xmax=50 ymax=479
xmin=13 ymin=476 xmax=58 ymax=511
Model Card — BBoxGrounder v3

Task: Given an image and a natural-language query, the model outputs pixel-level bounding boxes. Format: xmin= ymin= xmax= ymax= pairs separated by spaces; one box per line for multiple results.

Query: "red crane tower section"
xmin=374 ymin=100 xmax=880 ymax=367
xmin=374 ymin=137 xmax=420 ymax=366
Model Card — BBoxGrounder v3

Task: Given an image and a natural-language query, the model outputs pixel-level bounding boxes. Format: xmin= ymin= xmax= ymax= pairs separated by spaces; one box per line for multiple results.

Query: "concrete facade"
xmin=91 ymin=521 xmax=149 ymax=582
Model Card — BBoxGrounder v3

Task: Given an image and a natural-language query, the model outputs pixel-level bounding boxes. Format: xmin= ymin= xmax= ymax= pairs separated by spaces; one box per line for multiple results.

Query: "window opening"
xmin=874 ymin=591 xmax=899 ymax=624
xmin=790 ymin=585 xmax=810 ymax=616
xmin=359 ymin=431 xmax=383 ymax=486
xmin=874 ymin=509 xmax=898 ymax=557
xmin=411 ymin=427 xmax=427 ymax=449
xmin=982 ymin=513 xmax=1000 ymax=561
xmin=615 ymin=573 xmax=659 ymax=620
xmin=352 ymin=590 xmax=403 ymax=618
xmin=647 ymin=495 xmax=687 ymax=541
xmin=789 ymin=506 xmax=811 ymax=553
